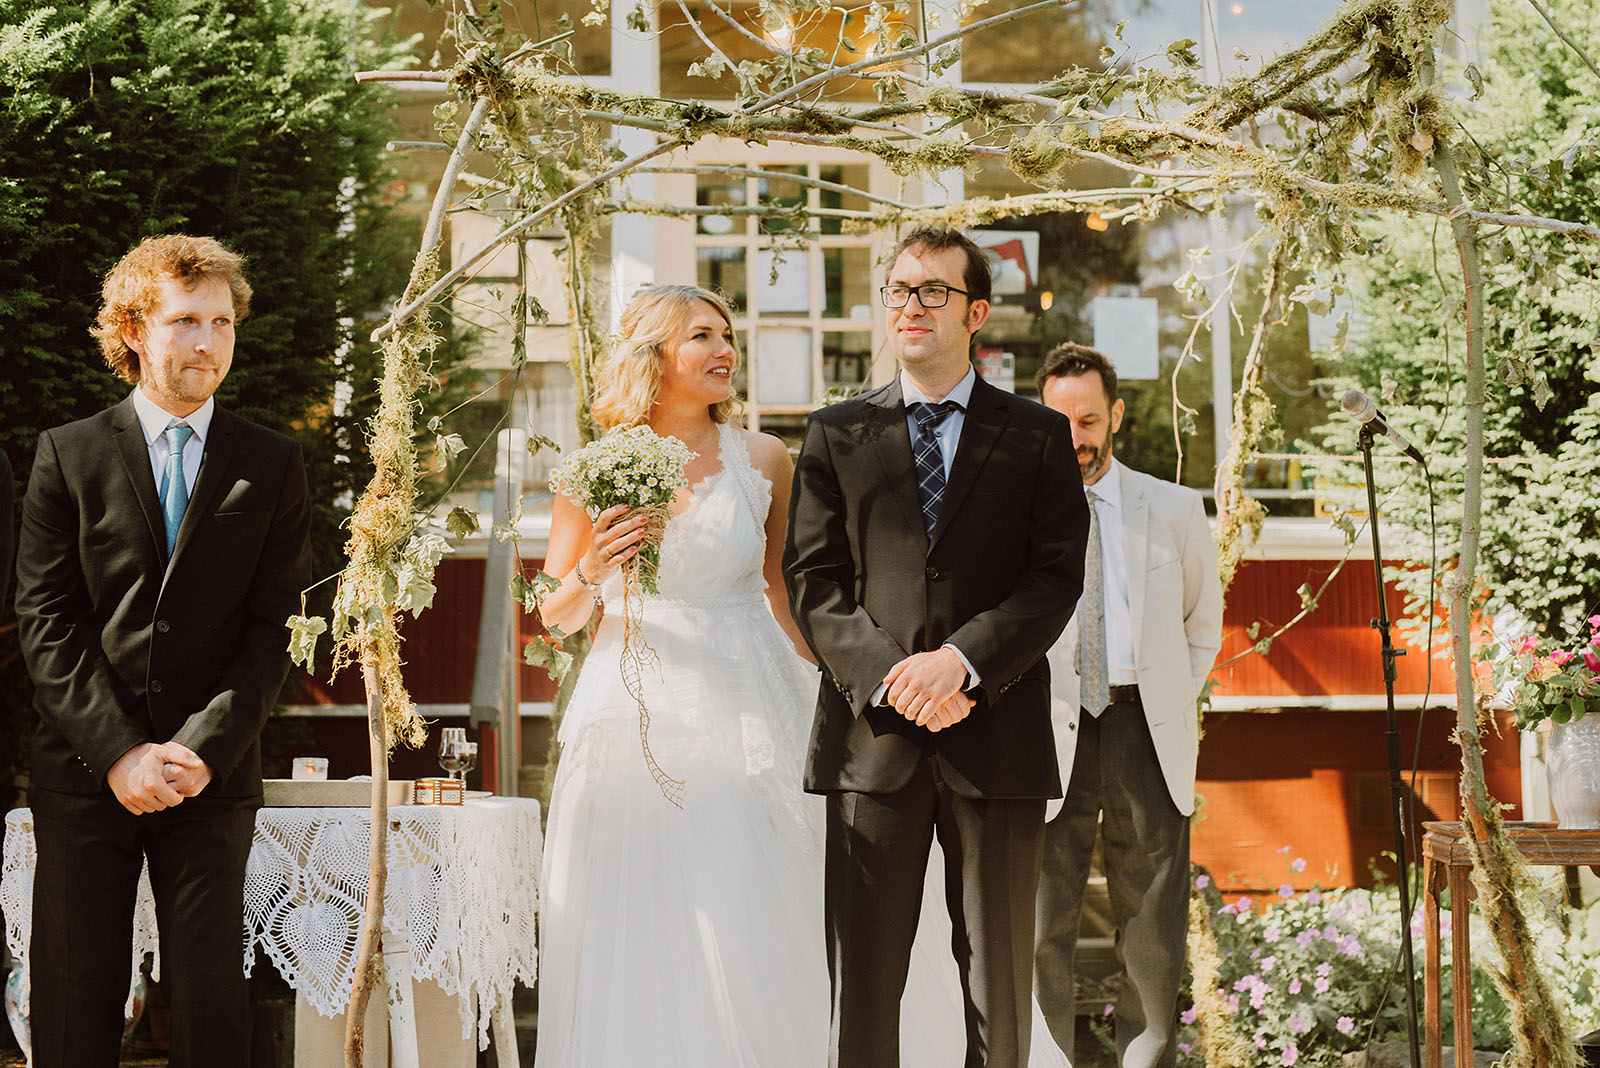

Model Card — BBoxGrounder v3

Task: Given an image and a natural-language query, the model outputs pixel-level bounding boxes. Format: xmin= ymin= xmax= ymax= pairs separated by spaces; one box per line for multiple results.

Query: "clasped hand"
xmin=883 ymin=648 xmax=974 ymax=733
xmin=107 ymin=741 xmax=213 ymax=814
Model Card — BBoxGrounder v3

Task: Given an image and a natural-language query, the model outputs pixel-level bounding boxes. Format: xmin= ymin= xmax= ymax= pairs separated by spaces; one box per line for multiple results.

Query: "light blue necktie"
xmin=160 ymin=423 xmax=194 ymax=557
xmin=1077 ymin=487 xmax=1110 ymax=717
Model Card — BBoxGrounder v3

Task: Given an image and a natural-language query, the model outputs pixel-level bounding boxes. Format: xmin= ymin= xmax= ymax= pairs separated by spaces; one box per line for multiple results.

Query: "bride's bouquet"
xmin=548 ymin=424 xmax=696 ymax=595
xmin=548 ymin=424 xmax=698 ymax=806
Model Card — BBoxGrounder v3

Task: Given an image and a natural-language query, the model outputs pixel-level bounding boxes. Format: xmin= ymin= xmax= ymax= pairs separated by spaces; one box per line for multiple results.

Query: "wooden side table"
xmin=1421 ymin=820 xmax=1600 ymax=1068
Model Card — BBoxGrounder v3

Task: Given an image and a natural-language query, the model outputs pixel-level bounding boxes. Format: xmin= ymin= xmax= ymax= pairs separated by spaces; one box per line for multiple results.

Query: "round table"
xmin=2 ymin=797 xmax=540 ymax=1063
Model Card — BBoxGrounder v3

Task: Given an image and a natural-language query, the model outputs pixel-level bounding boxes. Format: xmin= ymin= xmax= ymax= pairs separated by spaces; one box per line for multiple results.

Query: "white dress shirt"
xmin=1086 ymin=458 xmax=1138 ymax=685
xmin=871 ymin=367 xmax=981 ymax=704
xmin=132 ymin=388 xmax=213 ymax=498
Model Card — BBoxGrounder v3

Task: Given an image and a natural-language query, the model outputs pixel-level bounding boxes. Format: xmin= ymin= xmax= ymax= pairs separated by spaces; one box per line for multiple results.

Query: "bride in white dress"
xmin=533 ymin=284 xmax=1070 ymax=1067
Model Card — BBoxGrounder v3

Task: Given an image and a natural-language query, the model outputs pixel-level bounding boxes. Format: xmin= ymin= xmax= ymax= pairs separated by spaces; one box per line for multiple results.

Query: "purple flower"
xmin=1314 ymin=976 xmax=1331 ymax=994
xmin=1278 ymin=883 xmax=1296 ymax=899
xmin=1306 ymin=890 xmax=1322 ymax=905
xmin=1290 ymin=857 xmax=1307 ymax=873
xmin=1103 ymin=1003 xmax=1114 ymax=1017
xmin=1236 ymin=895 xmax=1253 ymax=912
xmin=1289 ymin=978 xmax=1302 ymax=995
xmin=1323 ymin=924 xmax=1341 ymax=940
xmin=1178 ymin=1042 xmax=1193 ymax=1056
xmin=1282 ymin=1046 xmax=1300 ymax=1066
xmin=1339 ymin=934 xmax=1361 ymax=956
xmin=1254 ymin=1033 xmax=1268 ymax=1049
xmin=1337 ymin=1016 xmax=1356 ymax=1036
xmin=1195 ymin=873 xmax=1211 ymax=889
xmin=1260 ymin=955 xmax=1278 ymax=972
xmin=1264 ymin=925 xmax=1281 ymax=945
xmin=1287 ymin=1012 xmax=1308 ymax=1033
xmin=1181 ymin=1006 xmax=1199 ymax=1025
xmin=1278 ymin=844 xmax=1291 ymax=854
xmin=1297 ymin=930 xmax=1317 ymax=948
xmin=1316 ymin=962 xmax=1333 ymax=978
xmin=1249 ymin=985 xmax=1270 ymax=1011
xmin=1226 ymin=993 xmax=1240 ymax=1013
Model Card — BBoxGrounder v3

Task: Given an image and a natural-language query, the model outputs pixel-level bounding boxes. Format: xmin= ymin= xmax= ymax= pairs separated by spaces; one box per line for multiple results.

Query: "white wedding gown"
xmin=534 ymin=423 xmax=1071 ymax=1068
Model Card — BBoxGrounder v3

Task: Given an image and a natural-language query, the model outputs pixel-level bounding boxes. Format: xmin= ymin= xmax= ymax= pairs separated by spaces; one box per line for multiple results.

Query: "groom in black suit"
xmin=784 ymin=226 xmax=1089 ymax=1067
xmin=16 ymin=234 xmax=311 ymax=1067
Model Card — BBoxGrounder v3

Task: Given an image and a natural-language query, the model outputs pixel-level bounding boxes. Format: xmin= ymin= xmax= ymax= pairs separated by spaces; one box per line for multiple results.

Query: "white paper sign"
xmin=1091 ymin=296 xmax=1160 ymax=380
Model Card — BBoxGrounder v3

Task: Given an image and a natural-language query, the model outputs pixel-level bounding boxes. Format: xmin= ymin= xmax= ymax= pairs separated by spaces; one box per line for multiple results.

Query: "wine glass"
xmin=438 ymin=727 xmax=470 ymax=782
xmin=457 ymin=742 xmax=478 ymax=788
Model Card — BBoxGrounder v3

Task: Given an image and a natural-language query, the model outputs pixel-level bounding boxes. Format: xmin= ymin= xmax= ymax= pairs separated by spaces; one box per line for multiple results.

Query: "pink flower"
xmin=1552 ymin=649 xmax=1575 ymax=666
xmin=1587 ymin=614 xmax=1600 ymax=629
xmin=1306 ymin=890 xmax=1322 ymax=904
xmin=1178 ymin=1042 xmax=1193 ymax=1056
xmin=1289 ymin=978 xmax=1302 ymax=995
xmin=1180 ymin=1006 xmax=1199 ymax=1025
xmin=1337 ymin=1016 xmax=1356 ymax=1036
xmin=1317 ymin=962 xmax=1333 ymax=978
xmin=1261 ymin=955 xmax=1278 ymax=972
xmin=1278 ymin=883 xmax=1296 ymax=899
xmin=1254 ymin=1033 xmax=1268 ymax=1049
xmin=1195 ymin=873 xmax=1211 ymax=889
xmin=1315 ymin=976 xmax=1331 ymax=994
xmin=1282 ymin=1045 xmax=1300 ymax=1066
xmin=1297 ymin=930 xmax=1317 ymax=948
xmin=1236 ymin=896 xmax=1253 ymax=912
xmin=1264 ymin=926 xmax=1281 ymax=944
xmin=1585 ymin=649 xmax=1600 ymax=673
xmin=1287 ymin=1012 xmax=1308 ymax=1033
xmin=1520 ymin=635 xmax=1541 ymax=653
xmin=1103 ymin=1003 xmax=1114 ymax=1017
xmin=1290 ymin=857 xmax=1307 ymax=873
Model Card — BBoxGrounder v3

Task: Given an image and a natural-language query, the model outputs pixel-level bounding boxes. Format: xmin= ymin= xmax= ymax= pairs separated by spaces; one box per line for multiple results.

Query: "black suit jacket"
xmin=1 ymin=449 xmax=13 ymax=603
xmin=783 ymin=372 xmax=1089 ymax=799
xmin=16 ymin=394 xmax=312 ymax=798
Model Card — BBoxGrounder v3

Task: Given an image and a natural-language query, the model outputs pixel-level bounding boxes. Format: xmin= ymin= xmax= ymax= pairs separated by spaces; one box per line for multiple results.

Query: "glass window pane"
xmin=755 ymin=327 xmax=813 ymax=404
xmin=755 ymin=412 xmax=808 ymax=453
xmin=822 ymin=331 xmax=872 ymax=397
xmin=697 ymin=246 xmax=747 ymax=311
xmin=818 ymin=164 xmax=872 ymax=235
xmin=823 ymin=247 xmax=875 ymax=321
xmin=696 ymin=173 xmax=746 ymax=236
xmin=758 ymin=166 xmax=807 ymax=235
xmin=756 ymin=248 xmax=810 ymax=317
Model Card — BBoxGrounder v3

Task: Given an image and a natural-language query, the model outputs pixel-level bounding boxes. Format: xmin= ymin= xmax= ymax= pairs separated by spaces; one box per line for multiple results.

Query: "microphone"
xmin=1341 ymin=389 xmax=1425 ymax=465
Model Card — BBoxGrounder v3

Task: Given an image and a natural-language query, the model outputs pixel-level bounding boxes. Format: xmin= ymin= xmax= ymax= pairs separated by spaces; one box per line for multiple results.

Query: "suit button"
xmin=925 ymin=566 xmax=942 ymax=581
xmin=156 ymin=620 xmax=170 ymax=633
xmin=150 ymin=680 xmax=164 ymax=694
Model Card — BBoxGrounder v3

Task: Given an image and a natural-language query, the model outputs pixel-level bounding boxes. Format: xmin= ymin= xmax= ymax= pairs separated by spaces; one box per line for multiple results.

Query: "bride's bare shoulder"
xmin=738 ymin=428 xmax=793 ymax=481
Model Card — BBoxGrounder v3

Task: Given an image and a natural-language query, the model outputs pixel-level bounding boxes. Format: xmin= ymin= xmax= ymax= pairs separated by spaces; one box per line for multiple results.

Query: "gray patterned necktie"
xmin=1077 ymin=487 xmax=1110 ymax=717
xmin=160 ymin=422 xmax=194 ymax=558
xmin=909 ymin=401 xmax=960 ymax=536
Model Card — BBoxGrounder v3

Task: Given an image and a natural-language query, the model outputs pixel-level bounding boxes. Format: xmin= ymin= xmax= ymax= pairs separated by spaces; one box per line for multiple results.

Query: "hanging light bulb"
xmin=1085 ymin=213 xmax=1109 ymax=232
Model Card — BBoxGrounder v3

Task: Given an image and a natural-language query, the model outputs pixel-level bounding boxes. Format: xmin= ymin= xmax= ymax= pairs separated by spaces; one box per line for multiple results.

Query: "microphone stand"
xmin=1358 ymin=423 xmax=1422 ymax=1068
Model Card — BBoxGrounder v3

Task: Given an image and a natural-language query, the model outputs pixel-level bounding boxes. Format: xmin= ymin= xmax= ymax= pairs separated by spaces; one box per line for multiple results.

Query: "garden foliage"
xmin=0 ymin=0 xmax=465 ymax=806
xmin=1318 ymin=0 xmax=1600 ymax=639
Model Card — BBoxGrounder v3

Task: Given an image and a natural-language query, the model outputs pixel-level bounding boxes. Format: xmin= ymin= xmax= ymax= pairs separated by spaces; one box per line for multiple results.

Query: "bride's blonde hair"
xmin=590 ymin=284 xmax=743 ymax=431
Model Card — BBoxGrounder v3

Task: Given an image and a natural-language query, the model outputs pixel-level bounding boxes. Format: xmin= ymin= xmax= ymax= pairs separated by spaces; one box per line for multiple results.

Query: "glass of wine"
xmin=457 ymin=742 xmax=478 ymax=788
xmin=438 ymin=727 xmax=470 ymax=782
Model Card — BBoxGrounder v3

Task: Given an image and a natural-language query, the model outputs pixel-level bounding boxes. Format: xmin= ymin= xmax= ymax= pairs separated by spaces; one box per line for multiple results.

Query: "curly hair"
xmin=91 ymin=234 xmax=252 ymax=384
xmin=1036 ymin=340 xmax=1118 ymax=403
xmin=590 ymin=284 xmax=742 ymax=431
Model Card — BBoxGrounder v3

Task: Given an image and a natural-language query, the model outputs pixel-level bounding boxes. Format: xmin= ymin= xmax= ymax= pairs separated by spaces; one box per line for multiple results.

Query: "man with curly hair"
xmin=16 ymin=234 xmax=311 ymax=1068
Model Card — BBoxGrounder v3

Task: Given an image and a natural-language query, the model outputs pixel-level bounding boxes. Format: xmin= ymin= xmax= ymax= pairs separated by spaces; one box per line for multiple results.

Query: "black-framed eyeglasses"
xmin=879 ymin=283 xmax=969 ymax=309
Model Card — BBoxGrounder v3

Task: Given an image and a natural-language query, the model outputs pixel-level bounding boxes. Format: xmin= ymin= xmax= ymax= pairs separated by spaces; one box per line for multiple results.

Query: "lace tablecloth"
xmin=2 ymin=798 xmax=541 ymax=1048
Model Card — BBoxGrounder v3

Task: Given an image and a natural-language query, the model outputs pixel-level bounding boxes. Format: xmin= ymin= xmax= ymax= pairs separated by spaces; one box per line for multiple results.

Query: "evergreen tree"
xmin=0 ymin=0 xmax=459 ymax=806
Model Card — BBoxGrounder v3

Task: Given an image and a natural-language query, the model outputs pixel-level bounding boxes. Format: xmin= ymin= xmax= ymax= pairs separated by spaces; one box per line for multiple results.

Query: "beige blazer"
xmin=1044 ymin=461 xmax=1223 ymax=819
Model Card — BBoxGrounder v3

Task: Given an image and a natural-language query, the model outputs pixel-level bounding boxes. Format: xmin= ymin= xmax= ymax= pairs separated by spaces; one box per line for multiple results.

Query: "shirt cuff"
xmin=871 ymin=681 xmax=890 ymax=706
xmin=942 ymin=643 xmax=981 ymax=690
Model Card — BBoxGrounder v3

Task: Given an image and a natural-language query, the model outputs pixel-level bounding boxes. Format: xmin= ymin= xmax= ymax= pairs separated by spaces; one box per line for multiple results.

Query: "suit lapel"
xmin=169 ymin=405 xmax=237 ymax=571
xmin=929 ymin=374 xmax=1008 ymax=552
xmin=866 ymin=378 xmax=929 ymax=548
xmin=111 ymin=396 xmax=167 ymax=556
xmin=1121 ymin=464 xmax=1149 ymax=665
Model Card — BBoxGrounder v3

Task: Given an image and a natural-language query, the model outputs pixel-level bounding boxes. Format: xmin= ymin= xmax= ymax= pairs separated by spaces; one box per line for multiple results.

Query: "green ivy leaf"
xmin=286 ymin=614 xmax=328 ymax=673
xmin=446 ymin=506 xmax=480 ymax=540
xmin=524 ymin=636 xmax=573 ymax=680
xmin=1165 ymin=39 xmax=1200 ymax=70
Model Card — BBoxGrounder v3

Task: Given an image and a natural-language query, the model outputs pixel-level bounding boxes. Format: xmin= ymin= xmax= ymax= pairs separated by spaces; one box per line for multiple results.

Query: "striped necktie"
xmin=160 ymin=422 xmax=194 ymax=557
xmin=909 ymin=401 xmax=959 ymax=536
